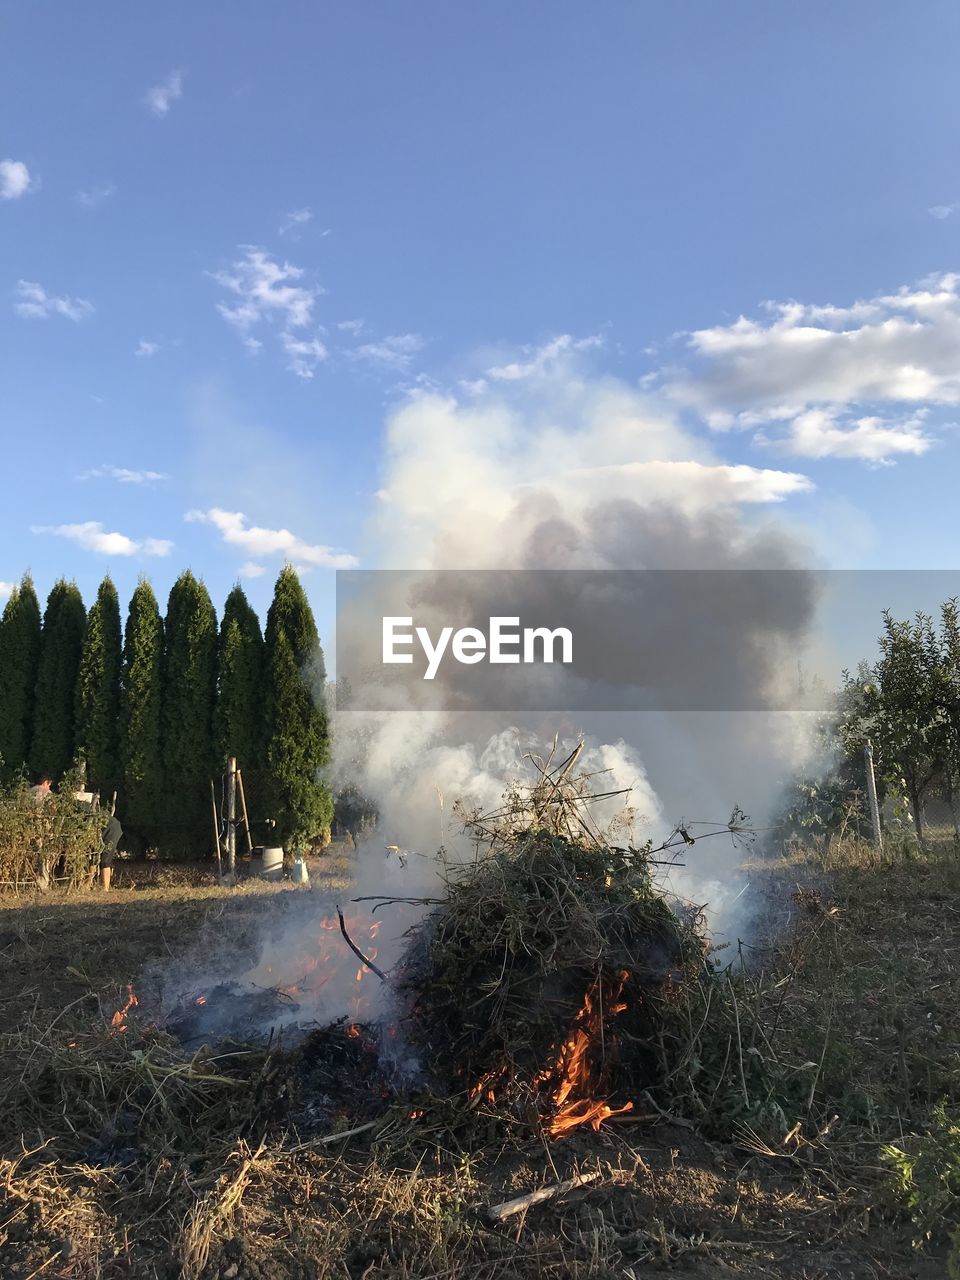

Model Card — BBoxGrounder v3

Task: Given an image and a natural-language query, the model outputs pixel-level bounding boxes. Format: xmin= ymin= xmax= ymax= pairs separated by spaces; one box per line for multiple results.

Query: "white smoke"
xmin=160 ymin=344 xmax=823 ymax=1042
xmin=335 ymin=348 xmax=821 ymax=934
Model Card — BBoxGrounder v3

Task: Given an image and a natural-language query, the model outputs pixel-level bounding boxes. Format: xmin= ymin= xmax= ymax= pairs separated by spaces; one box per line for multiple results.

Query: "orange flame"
xmin=542 ymin=973 xmax=632 ymax=1135
xmin=469 ymin=1067 xmax=504 ymax=1103
xmin=110 ymin=984 xmax=138 ymax=1032
xmin=473 ymin=972 xmax=633 ymax=1136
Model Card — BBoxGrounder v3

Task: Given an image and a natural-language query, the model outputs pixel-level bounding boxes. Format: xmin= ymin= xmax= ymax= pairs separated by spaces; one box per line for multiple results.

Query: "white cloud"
xmin=0 ymin=582 xmax=13 ymax=602
xmin=279 ymin=207 xmax=313 ymax=236
xmin=213 ymin=247 xmax=317 ymax=330
xmin=135 ymin=339 xmax=160 ymax=357
xmin=566 ymin=458 xmax=812 ymax=503
xmin=281 ymin=332 xmax=328 ymax=379
xmin=458 ymin=377 xmax=489 ymax=396
xmin=211 ymin=246 xmax=328 ymax=378
xmin=337 ymin=318 xmax=365 ymax=334
xmin=0 ymin=159 xmax=32 ymax=200
xmin=32 ymin=521 xmax=173 ymax=557
xmin=773 ymin=409 xmax=932 ymax=464
xmin=145 ymin=70 xmax=183 ymax=117
xmin=76 ymin=182 xmax=116 ymax=209
xmin=930 ymin=203 xmax=958 ymax=220
xmin=487 ymin=334 xmax=604 ymax=381
xmin=14 ymin=280 xmax=93 ymax=322
xmin=239 ymin=561 xmax=266 ymax=578
xmin=351 ymin=332 xmax=423 ymax=372
xmin=79 ymin=465 xmax=169 ymax=484
xmin=663 ymin=272 xmax=960 ymax=461
xmin=185 ymin=507 xmax=357 ymax=569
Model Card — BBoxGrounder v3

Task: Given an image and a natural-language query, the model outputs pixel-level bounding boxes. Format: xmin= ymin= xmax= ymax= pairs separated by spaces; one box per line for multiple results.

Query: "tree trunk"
xmin=946 ymin=777 xmax=960 ymax=840
xmin=908 ymin=781 xmax=926 ymax=852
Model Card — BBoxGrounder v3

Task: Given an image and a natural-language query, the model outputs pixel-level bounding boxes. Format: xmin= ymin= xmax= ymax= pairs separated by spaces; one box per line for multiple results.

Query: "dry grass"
xmin=0 ymin=844 xmax=956 ymax=1278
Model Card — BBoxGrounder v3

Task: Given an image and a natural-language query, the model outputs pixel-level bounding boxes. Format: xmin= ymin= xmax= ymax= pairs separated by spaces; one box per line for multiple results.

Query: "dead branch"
xmin=337 ymin=907 xmax=387 ymax=981
xmin=285 ymin=1121 xmax=378 ymax=1151
xmin=485 ymin=1169 xmax=601 ymax=1222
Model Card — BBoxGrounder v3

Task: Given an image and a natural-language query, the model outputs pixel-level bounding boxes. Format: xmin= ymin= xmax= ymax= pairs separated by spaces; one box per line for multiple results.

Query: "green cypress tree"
xmin=75 ymin=575 xmax=122 ymax=795
xmin=162 ymin=571 xmax=218 ymax=854
xmin=217 ymin=584 xmax=264 ymax=768
xmin=263 ymin=564 xmax=333 ymax=847
xmin=120 ymin=579 xmax=165 ymax=849
xmin=31 ymin=580 xmax=87 ymax=780
xmin=0 ymin=574 xmax=42 ymax=780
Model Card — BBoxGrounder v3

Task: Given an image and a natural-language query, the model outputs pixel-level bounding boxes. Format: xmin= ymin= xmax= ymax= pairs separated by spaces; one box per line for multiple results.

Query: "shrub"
xmin=885 ymin=1106 xmax=960 ymax=1271
xmin=0 ymin=768 xmax=104 ymax=891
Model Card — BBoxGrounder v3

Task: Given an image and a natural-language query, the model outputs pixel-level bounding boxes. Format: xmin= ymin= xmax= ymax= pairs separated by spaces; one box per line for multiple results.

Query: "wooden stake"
xmin=226 ymin=756 xmax=237 ymax=875
xmin=864 ymin=740 xmax=883 ymax=854
xmin=210 ymin=780 xmax=222 ymax=880
xmin=236 ymin=767 xmax=254 ymax=854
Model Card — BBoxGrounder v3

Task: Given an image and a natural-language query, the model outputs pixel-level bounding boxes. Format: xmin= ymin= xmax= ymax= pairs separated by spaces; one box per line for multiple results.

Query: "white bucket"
xmin=261 ymin=847 xmax=284 ymax=881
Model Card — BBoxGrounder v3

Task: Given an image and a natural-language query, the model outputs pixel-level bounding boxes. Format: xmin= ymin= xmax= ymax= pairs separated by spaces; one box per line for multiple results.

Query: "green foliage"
xmin=263 ymin=565 xmax=333 ymax=847
xmin=774 ymin=692 xmax=872 ymax=844
xmin=0 ymin=767 xmax=104 ymax=890
xmin=333 ymin=782 xmax=379 ymax=843
xmin=885 ymin=1106 xmax=960 ymax=1268
xmin=216 ymin=584 xmax=264 ymax=768
xmin=120 ymin=579 xmax=165 ymax=849
xmin=840 ymin=607 xmax=959 ymax=847
xmin=30 ymin=580 xmax=87 ymax=781
xmin=162 ymin=572 xmax=218 ymax=855
xmin=75 ymin=576 xmax=122 ymax=795
xmin=0 ymin=574 xmax=42 ymax=780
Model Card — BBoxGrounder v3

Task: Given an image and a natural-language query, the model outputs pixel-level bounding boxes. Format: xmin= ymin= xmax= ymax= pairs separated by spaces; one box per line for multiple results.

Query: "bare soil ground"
xmin=0 ymin=848 xmax=956 ymax=1279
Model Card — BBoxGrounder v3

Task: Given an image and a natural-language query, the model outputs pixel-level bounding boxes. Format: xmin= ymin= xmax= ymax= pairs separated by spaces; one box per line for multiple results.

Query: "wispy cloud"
xmin=929 ymin=203 xmax=959 ymax=220
xmin=281 ymin=332 xmax=328 ymax=378
xmin=0 ymin=159 xmax=33 ymax=200
xmin=144 ymin=70 xmax=184 ymax=118
xmin=487 ymin=334 xmax=604 ymax=381
xmin=76 ymin=182 xmax=116 ymax=209
xmin=135 ymin=339 xmax=160 ymax=358
xmin=0 ymin=582 xmax=13 ymax=602
xmin=337 ymin=318 xmax=365 ymax=335
xmin=239 ymin=561 xmax=266 ymax=578
xmin=210 ymin=246 xmax=328 ymax=378
xmin=79 ymin=465 xmax=169 ymax=485
xmin=32 ymin=521 xmax=173 ymax=557
xmin=14 ymin=280 xmax=93 ymax=322
xmin=279 ymin=207 xmax=313 ymax=236
xmin=660 ymin=273 xmax=960 ymax=462
xmin=185 ymin=507 xmax=357 ymax=568
xmin=351 ymin=333 xmax=424 ymax=372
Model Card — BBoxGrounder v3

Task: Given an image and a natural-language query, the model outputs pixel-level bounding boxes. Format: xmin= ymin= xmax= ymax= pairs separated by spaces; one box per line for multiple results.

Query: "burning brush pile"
xmin=394 ymin=745 xmax=711 ymax=1137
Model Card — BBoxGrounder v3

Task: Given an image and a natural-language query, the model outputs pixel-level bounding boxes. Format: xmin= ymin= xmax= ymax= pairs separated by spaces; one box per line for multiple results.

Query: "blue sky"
xmin=3 ymin=1 xmax=960 ymax=648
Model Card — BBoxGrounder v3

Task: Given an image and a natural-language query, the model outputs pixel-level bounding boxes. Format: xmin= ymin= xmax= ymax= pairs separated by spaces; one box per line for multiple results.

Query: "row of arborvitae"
xmin=0 ymin=565 xmax=332 ymax=856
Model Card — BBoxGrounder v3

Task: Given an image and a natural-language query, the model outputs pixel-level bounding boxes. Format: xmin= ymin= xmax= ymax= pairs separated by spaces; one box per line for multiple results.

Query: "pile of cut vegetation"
xmin=396 ymin=744 xmax=716 ymax=1136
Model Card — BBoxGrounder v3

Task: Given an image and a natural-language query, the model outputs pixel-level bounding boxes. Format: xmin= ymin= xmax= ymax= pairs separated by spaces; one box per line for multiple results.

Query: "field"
xmin=0 ymin=845 xmax=957 ymax=1280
